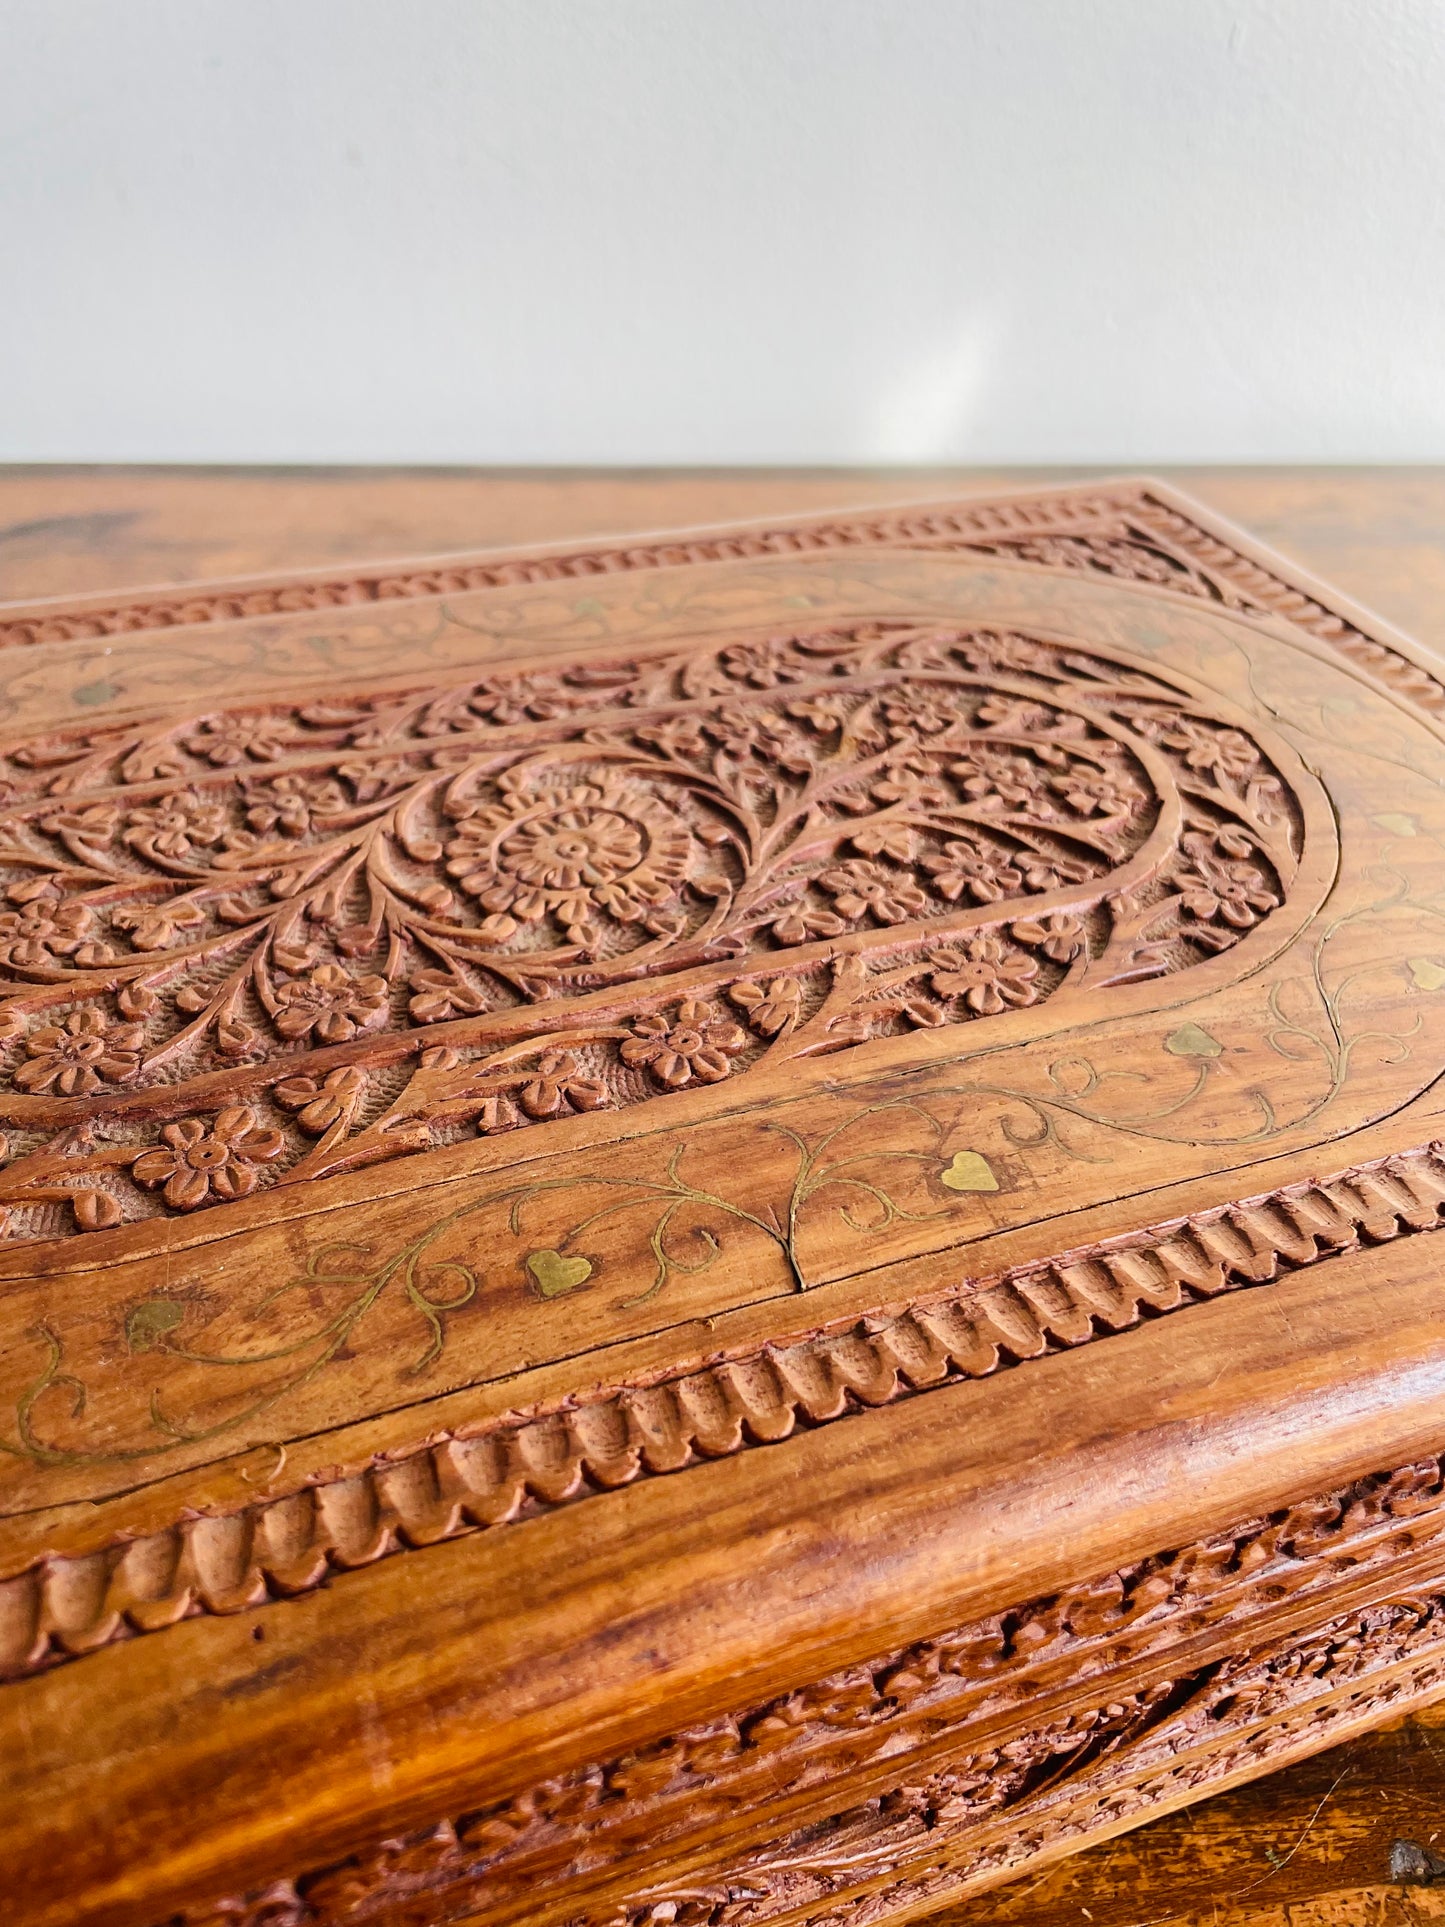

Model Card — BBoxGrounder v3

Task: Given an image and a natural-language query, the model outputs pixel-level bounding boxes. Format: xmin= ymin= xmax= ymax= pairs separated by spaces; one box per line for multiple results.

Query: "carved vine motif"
xmin=168 ymin=1453 xmax=1445 ymax=1927
xmin=0 ymin=621 xmax=1301 ymax=1245
xmin=8 ymin=1142 xmax=1444 ymax=1680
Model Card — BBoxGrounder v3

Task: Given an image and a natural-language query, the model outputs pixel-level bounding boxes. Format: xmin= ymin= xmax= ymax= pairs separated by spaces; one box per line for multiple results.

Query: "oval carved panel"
xmin=0 ymin=619 xmax=1307 ymax=1243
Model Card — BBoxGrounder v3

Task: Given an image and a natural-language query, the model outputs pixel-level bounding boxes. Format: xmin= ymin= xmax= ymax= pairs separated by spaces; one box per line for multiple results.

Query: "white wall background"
xmin=2 ymin=0 xmax=1444 ymax=465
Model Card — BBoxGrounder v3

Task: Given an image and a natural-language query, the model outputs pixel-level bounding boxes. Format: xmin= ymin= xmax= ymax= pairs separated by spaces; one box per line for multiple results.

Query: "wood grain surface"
xmin=2 ymin=466 xmax=1445 ymax=1927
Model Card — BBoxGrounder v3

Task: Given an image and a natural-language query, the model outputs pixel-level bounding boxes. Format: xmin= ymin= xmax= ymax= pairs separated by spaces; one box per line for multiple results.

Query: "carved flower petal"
xmin=12 ymin=1058 xmax=60 ymax=1093
xmin=1178 ymin=887 xmax=1220 ymax=920
xmin=212 ymin=1163 xmax=259 ymax=1201
xmin=95 ymin=1051 xmax=141 ymax=1082
xmin=650 ymin=1050 xmax=691 ymax=1088
xmin=274 ymin=1075 xmax=322 ymax=1110
xmin=56 ymin=1064 xmax=103 ymax=1096
xmin=132 ymin=1148 xmax=181 ymax=1189
xmin=519 ymin=1079 xmax=564 ymax=1120
xmin=274 ymin=1007 xmax=319 ymax=1039
xmin=564 ymin=1078 xmax=607 ymax=1111
xmin=164 ymin=1167 xmax=212 ymax=1211
xmin=72 ymin=1190 xmax=122 ymax=1232
xmin=688 ymin=1047 xmax=735 ymax=1083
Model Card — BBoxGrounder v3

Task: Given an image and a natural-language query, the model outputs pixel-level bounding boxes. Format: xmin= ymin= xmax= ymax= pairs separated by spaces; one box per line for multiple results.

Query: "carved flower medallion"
xmin=446 ymin=779 xmax=693 ymax=939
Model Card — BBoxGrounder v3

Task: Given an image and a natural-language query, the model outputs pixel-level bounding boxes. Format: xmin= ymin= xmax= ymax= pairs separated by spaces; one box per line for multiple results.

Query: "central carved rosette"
xmin=445 ymin=779 xmax=694 ymax=948
xmin=0 ymin=620 xmax=1306 ymax=1238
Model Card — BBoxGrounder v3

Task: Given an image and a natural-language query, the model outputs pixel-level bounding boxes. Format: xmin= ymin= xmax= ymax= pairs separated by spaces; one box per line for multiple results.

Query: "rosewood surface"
xmin=2 ymin=471 xmax=1445 ymax=1927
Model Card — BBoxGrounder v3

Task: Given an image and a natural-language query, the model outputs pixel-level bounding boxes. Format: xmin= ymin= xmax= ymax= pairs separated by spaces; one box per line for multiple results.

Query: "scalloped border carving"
xmin=8 ymin=1140 xmax=1445 ymax=1680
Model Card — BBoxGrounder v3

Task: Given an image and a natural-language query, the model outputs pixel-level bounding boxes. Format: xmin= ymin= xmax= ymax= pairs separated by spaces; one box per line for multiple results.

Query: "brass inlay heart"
xmin=526 ymin=1249 xmax=594 ymax=1298
xmin=939 ymin=1150 xmax=999 ymax=1193
xmin=1165 ymin=1022 xmax=1222 ymax=1058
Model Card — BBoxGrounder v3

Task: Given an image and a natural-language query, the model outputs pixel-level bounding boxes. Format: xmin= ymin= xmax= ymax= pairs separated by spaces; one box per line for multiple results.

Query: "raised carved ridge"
xmin=1132 ymin=499 xmax=1445 ymax=719
xmin=10 ymin=1140 xmax=1445 ymax=1682
xmin=167 ymin=1450 xmax=1445 ymax=1927
xmin=904 ymin=499 xmax=1445 ymax=720
xmin=0 ymin=489 xmax=1155 ymax=646
xmin=0 ymin=618 xmax=1301 ymax=1246
xmin=4 ymin=485 xmax=1439 ymax=724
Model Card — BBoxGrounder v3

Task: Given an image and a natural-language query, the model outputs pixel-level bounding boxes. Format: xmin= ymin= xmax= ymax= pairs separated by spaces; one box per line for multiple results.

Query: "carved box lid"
xmin=6 ymin=481 xmax=1445 ymax=1927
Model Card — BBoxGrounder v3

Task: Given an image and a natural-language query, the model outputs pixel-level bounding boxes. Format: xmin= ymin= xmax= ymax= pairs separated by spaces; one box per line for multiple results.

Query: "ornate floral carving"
xmin=446 ymin=779 xmax=692 ymax=938
xmin=0 ymin=621 xmax=1304 ymax=1242
xmin=517 ymin=1050 xmax=608 ymax=1119
xmin=817 ymin=858 xmax=930 ymax=925
xmin=271 ymin=963 xmax=391 ymax=1045
xmin=919 ymin=838 xmax=1021 ymax=904
xmin=1174 ymin=835 xmax=1281 ymax=937
xmin=0 ymin=894 xmax=106 ymax=969
xmin=1010 ymin=911 xmax=1085 ymax=963
xmin=928 ymin=937 xmax=1040 ymax=1014
xmin=124 ymin=790 xmax=228 ymax=860
xmin=621 ymin=1001 xmax=748 ymax=1089
xmin=730 ymin=978 xmax=803 ymax=1036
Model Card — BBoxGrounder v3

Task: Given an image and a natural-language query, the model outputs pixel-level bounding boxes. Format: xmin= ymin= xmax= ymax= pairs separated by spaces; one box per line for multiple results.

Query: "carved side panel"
xmin=168 ymin=1454 xmax=1445 ymax=1927
xmin=608 ymin=1604 xmax=1445 ymax=1927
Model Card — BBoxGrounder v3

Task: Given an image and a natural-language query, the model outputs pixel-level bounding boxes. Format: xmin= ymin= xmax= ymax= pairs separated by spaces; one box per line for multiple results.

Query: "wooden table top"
xmin=4 ymin=463 xmax=1443 ymax=1927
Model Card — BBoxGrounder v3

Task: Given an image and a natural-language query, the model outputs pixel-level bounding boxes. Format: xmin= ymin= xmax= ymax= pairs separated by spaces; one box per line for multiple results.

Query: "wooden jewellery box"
xmin=5 ymin=481 xmax=1445 ymax=1927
